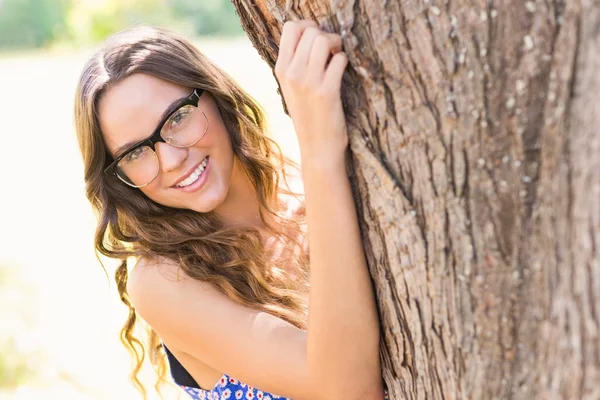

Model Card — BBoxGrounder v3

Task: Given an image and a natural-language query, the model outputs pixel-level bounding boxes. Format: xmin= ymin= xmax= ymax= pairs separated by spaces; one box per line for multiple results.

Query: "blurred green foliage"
xmin=0 ymin=0 xmax=244 ymax=51
xmin=68 ymin=0 xmax=178 ymax=44
xmin=0 ymin=0 xmax=72 ymax=49
xmin=170 ymin=0 xmax=243 ymax=37
xmin=0 ymin=338 xmax=38 ymax=389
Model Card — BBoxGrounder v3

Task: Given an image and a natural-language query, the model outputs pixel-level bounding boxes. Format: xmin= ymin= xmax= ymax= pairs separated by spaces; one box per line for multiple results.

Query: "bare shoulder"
xmin=126 ymin=256 xmax=212 ymax=314
xmin=127 ymin=256 xmax=178 ymax=305
xmin=125 ymin=256 xmax=313 ymax=399
xmin=127 ymin=256 xmax=176 ymax=290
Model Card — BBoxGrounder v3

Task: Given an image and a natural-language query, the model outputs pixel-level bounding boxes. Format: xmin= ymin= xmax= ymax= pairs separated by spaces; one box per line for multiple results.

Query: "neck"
xmin=214 ymin=157 xmax=270 ymax=237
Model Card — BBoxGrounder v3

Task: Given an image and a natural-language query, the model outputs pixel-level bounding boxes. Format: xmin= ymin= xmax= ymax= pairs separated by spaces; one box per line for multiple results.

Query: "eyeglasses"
xmin=104 ymin=89 xmax=208 ymax=188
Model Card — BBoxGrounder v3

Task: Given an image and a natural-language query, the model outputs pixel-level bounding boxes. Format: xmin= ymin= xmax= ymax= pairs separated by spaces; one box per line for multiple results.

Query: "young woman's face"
xmin=99 ymin=74 xmax=235 ymax=213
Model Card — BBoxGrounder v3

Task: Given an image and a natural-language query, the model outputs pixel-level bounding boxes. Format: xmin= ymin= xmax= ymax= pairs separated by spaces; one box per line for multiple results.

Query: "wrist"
xmin=300 ymin=152 xmax=347 ymax=174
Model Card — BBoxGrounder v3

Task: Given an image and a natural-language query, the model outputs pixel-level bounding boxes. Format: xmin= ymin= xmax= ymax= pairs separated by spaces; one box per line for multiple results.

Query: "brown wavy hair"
xmin=73 ymin=26 xmax=309 ymax=398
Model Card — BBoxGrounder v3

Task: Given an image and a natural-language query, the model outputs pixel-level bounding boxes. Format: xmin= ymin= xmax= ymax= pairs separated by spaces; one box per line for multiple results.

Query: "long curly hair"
xmin=73 ymin=26 xmax=309 ymax=398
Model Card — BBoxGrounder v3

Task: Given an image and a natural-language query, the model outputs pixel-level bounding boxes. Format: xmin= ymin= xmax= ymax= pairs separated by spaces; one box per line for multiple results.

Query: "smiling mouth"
xmin=174 ymin=156 xmax=209 ymax=188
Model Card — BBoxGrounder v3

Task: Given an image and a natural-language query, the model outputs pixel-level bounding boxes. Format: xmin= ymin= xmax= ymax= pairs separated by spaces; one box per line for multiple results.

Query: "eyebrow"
xmin=113 ymin=95 xmax=188 ymax=158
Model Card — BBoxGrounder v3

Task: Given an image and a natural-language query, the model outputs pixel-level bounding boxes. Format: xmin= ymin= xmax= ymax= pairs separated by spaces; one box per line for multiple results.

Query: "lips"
xmin=171 ymin=156 xmax=209 ymax=188
xmin=170 ymin=155 xmax=211 ymax=193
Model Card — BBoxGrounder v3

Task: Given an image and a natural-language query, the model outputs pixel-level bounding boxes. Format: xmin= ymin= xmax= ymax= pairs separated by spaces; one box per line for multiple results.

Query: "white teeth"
xmin=176 ymin=157 xmax=208 ymax=188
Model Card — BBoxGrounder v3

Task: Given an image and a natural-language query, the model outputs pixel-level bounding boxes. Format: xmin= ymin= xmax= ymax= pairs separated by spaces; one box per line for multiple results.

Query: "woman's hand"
xmin=275 ymin=20 xmax=349 ymax=167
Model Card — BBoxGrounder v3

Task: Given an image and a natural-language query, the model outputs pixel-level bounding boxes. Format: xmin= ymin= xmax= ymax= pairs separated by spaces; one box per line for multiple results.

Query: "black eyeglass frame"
xmin=104 ymin=88 xmax=207 ymax=187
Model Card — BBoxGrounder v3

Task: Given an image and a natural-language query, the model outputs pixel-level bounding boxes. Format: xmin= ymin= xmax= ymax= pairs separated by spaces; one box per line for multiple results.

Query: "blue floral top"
xmin=179 ymin=374 xmax=289 ymax=400
xmin=164 ymin=345 xmax=291 ymax=400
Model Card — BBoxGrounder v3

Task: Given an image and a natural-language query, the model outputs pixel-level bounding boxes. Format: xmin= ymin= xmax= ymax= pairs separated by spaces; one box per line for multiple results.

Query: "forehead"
xmin=98 ymin=73 xmax=189 ymax=156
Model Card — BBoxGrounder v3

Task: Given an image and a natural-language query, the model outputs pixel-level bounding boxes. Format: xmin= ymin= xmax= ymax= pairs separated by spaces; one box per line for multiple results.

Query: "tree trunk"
xmin=231 ymin=0 xmax=600 ymax=398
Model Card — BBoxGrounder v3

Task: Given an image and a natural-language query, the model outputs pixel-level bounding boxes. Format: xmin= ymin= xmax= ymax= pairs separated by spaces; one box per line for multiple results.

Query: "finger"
xmin=276 ymin=20 xmax=318 ymax=73
xmin=308 ymin=33 xmax=343 ymax=74
xmin=288 ymin=26 xmax=322 ymax=69
xmin=323 ymin=51 xmax=348 ymax=91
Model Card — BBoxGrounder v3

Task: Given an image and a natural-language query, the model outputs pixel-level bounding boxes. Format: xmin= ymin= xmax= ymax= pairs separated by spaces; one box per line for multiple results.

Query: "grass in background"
xmin=0 ymin=264 xmax=43 ymax=390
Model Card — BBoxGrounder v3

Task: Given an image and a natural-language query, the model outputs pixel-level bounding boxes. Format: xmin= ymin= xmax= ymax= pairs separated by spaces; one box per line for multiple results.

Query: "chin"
xmin=185 ymin=187 xmax=229 ymax=214
xmin=145 ymin=188 xmax=222 ymax=214
xmin=186 ymin=202 xmax=218 ymax=214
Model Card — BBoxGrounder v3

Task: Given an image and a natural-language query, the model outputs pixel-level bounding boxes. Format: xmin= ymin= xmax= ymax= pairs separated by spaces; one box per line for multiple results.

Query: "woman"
xmin=74 ymin=20 xmax=384 ymax=400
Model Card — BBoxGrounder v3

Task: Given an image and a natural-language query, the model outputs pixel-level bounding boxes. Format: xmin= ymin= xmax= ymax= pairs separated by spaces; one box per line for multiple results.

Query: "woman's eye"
xmin=124 ymin=147 xmax=145 ymax=162
xmin=165 ymin=106 xmax=193 ymax=131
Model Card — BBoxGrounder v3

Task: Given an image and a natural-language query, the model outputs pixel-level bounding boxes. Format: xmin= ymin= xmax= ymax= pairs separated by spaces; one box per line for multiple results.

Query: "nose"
xmin=155 ymin=142 xmax=188 ymax=174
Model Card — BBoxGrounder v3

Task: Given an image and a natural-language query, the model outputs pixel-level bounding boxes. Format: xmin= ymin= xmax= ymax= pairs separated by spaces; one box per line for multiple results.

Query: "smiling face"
xmin=98 ymin=73 xmax=235 ymax=213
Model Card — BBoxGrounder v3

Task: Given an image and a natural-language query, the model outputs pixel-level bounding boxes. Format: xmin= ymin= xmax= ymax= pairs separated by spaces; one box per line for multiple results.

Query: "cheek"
xmin=195 ymin=116 xmax=234 ymax=158
xmin=139 ymin=182 xmax=166 ymax=203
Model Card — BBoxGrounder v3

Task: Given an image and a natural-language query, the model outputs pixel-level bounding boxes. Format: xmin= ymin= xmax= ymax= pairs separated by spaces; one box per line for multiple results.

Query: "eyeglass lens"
xmin=116 ymin=103 xmax=208 ymax=187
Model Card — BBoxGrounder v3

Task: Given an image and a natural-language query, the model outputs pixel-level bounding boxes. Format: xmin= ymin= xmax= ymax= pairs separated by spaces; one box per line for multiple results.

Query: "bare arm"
xmin=303 ymin=159 xmax=383 ymax=399
xmin=275 ymin=20 xmax=383 ymax=399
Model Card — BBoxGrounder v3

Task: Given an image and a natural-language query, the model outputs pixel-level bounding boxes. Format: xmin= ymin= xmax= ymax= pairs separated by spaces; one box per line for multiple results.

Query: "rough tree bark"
xmin=231 ymin=1 xmax=599 ymax=399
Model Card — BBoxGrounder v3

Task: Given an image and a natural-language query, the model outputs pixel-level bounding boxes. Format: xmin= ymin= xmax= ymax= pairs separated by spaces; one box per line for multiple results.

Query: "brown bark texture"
xmin=231 ymin=0 xmax=600 ymax=399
